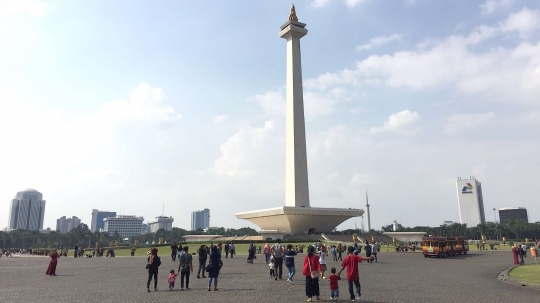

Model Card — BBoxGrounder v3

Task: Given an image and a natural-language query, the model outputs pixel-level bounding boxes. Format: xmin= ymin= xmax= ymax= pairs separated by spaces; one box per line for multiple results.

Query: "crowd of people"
xmin=511 ymin=242 xmax=538 ymax=265
xmin=4 ymin=236 xmax=534 ymax=301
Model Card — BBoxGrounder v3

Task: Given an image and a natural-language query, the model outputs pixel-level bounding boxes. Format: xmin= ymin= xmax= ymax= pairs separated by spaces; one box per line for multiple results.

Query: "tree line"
xmin=2 ymin=220 xmax=538 ymax=249
xmin=0 ymin=224 xmax=259 ymax=249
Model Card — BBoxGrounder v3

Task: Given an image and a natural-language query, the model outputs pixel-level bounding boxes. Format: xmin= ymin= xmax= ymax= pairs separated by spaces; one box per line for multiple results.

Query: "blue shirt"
xmin=284 ymin=250 xmax=297 ymax=267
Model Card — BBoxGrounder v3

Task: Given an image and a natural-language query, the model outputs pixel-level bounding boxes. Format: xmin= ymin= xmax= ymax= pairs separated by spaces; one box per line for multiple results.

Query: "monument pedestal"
xmin=236 ymin=206 xmax=363 ymax=234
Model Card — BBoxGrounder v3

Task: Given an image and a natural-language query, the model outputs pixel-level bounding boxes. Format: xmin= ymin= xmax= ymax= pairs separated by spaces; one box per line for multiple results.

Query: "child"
xmin=269 ymin=257 xmax=276 ymax=280
xmin=328 ymin=267 xmax=341 ymax=301
xmin=338 ymin=246 xmax=374 ymax=301
xmin=168 ymin=269 xmax=178 ymax=291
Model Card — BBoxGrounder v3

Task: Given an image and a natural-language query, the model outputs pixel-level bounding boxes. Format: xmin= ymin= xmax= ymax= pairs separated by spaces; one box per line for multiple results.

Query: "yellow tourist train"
xmin=422 ymin=236 xmax=469 ymax=258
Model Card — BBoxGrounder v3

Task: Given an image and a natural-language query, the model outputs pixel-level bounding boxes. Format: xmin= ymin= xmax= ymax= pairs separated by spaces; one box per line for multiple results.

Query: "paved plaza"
xmin=1 ymin=251 xmax=537 ymax=302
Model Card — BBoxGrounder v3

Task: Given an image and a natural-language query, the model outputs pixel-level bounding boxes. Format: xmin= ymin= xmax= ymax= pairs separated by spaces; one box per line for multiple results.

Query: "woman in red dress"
xmin=511 ymin=244 xmax=519 ymax=264
xmin=46 ymin=249 xmax=59 ymax=276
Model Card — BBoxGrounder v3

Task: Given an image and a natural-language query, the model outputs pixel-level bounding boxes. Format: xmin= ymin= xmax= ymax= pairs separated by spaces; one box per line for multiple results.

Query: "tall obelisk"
xmin=365 ymin=190 xmax=371 ymax=231
xmin=280 ymin=5 xmax=310 ymax=208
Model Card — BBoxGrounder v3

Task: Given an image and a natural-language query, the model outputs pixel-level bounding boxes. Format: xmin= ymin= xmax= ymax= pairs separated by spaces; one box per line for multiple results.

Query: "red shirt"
xmin=328 ymin=274 xmax=341 ymax=290
xmin=302 ymin=254 xmax=321 ymax=276
xmin=341 ymin=255 xmax=364 ymax=281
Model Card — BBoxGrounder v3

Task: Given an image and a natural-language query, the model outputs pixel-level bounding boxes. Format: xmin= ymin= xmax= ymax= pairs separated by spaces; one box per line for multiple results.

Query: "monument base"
xmin=236 ymin=206 xmax=363 ymax=234
xmin=383 ymin=232 xmax=426 ymax=243
xmin=259 ymin=230 xmax=287 ymax=241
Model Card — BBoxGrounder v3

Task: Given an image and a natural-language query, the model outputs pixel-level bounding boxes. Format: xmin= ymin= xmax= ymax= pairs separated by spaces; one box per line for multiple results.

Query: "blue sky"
xmin=1 ymin=0 xmax=540 ymax=231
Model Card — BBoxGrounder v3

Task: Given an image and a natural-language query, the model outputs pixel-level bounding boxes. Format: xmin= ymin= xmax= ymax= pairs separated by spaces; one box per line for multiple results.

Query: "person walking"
xmin=46 ymin=249 xmax=59 ymax=276
xmin=178 ymin=246 xmax=193 ymax=290
xmin=512 ymin=244 xmax=519 ymax=264
xmin=171 ymin=242 xmax=178 ymax=262
xmin=337 ymin=243 xmax=343 ymax=261
xmin=303 ymin=246 xmax=321 ymax=302
xmin=229 ymin=242 xmax=235 ymax=258
xmin=247 ymin=243 xmax=256 ymax=264
xmin=331 ymin=245 xmax=337 ymax=261
xmin=224 ymin=243 xmax=229 ymax=258
xmin=73 ymin=244 xmax=78 ymax=258
xmin=146 ymin=248 xmax=161 ymax=292
xmin=196 ymin=245 xmax=208 ymax=279
xmin=207 ymin=245 xmax=221 ymax=291
xmin=264 ymin=243 xmax=271 ymax=263
xmin=318 ymin=245 xmax=328 ymax=279
xmin=371 ymin=243 xmax=378 ymax=263
xmin=285 ymin=244 xmax=297 ymax=284
xmin=365 ymin=242 xmax=372 ymax=263
xmin=271 ymin=239 xmax=285 ymax=279
xmin=338 ymin=246 xmax=374 ymax=301
xmin=519 ymin=245 xmax=525 ymax=265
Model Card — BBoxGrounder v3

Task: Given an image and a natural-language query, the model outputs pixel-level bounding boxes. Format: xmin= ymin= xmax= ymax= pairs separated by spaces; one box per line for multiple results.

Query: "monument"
xmin=235 ymin=5 xmax=363 ymax=236
xmin=365 ymin=190 xmax=371 ymax=231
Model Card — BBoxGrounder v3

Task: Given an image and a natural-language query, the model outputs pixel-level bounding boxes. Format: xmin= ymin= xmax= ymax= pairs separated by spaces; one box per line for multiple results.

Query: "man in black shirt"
xmin=171 ymin=242 xmax=179 ymax=261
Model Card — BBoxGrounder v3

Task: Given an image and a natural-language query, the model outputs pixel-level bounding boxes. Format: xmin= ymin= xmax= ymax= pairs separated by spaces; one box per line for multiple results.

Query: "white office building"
xmin=191 ymin=209 xmax=210 ymax=231
xmin=147 ymin=216 xmax=174 ymax=233
xmin=103 ymin=215 xmax=144 ymax=238
xmin=8 ymin=189 xmax=46 ymax=231
xmin=456 ymin=177 xmax=486 ymax=227
xmin=56 ymin=216 xmax=81 ymax=233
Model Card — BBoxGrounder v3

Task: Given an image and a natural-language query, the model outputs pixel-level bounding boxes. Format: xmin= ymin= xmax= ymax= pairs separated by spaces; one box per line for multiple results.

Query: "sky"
xmin=1 ymin=0 xmax=539 ymax=231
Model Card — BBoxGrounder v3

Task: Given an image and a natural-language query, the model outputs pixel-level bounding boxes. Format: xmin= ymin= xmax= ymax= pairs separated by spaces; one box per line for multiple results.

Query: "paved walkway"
xmin=0 ymin=251 xmax=537 ymax=302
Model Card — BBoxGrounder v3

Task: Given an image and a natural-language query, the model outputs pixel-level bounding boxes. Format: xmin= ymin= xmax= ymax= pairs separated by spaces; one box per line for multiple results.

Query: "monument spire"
xmin=280 ymin=6 xmax=309 ymax=208
xmin=289 ymin=4 xmax=298 ymax=21
xmin=366 ymin=190 xmax=371 ymax=231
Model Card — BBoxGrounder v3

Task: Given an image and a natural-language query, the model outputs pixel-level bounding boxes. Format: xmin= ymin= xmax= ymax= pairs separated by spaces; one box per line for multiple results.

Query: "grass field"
xmin=509 ymin=264 xmax=540 ymax=284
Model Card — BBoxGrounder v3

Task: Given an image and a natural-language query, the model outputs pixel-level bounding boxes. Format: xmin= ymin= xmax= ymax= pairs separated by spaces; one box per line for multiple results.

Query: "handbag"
xmin=145 ymin=264 xmax=149 ymax=269
xmin=205 ymin=264 xmax=211 ymax=272
xmin=308 ymin=256 xmax=320 ymax=279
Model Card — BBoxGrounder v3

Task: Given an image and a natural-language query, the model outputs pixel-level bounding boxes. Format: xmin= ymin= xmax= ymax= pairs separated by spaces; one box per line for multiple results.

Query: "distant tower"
xmin=365 ymin=190 xmax=371 ymax=231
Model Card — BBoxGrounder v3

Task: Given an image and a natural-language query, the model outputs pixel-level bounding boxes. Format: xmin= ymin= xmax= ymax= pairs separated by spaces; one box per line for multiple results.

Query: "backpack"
xmin=180 ymin=253 xmax=191 ymax=272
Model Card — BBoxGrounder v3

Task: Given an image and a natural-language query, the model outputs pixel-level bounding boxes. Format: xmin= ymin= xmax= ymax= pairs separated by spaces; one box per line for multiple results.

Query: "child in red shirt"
xmin=168 ymin=269 xmax=178 ymax=291
xmin=338 ymin=246 xmax=374 ymax=301
xmin=328 ymin=267 xmax=341 ymax=301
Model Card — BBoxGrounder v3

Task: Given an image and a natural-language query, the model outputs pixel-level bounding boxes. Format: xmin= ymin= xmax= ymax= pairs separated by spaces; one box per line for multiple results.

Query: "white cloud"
xmin=96 ymin=83 xmax=181 ymax=124
xmin=370 ymin=110 xmax=420 ymax=135
xmin=0 ymin=83 xmax=181 ymax=193
xmin=311 ymin=0 xmax=332 ymax=8
xmin=356 ymin=34 xmax=404 ymax=51
xmin=214 ymin=115 xmax=228 ymax=123
xmin=345 ymin=0 xmax=365 ymax=8
xmin=309 ymin=10 xmax=540 ymax=105
xmin=444 ymin=112 xmax=497 ymax=135
xmin=252 ymin=90 xmax=285 ymax=116
xmin=214 ymin=120 xmax=276 ymax=177
xmin=479 ymin=0 xmax=513 ymax=15
xmin=500 ymin=8 xmax=540 ymax=38
xmin=0 ymin=0 xmax=47 ymax=16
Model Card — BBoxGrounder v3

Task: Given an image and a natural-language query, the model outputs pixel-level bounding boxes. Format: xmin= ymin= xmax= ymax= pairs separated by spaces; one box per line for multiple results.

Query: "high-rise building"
xmin=103 ymin=215 xmax=144 ymax=238
xmin=91 ymin=209 xmax=117 ymax=232
xmin=147 ymin=216 xmax=174 ymax=233
xmin=499 ymin=207 xmax=529 ymax=224
xmin=56 ymin=216 xmax=81 ymax=233
xmin=8 ymin=189 xmax=46 ymax=231
xmin=191 ymin=209 xmax=210 ymax=231
xmin=456 ymin=177 xmax=486 ymax=227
